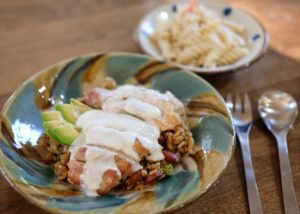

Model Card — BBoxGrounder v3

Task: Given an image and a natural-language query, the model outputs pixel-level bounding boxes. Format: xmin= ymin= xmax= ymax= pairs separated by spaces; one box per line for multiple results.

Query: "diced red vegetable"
xmin=183 ymin=0 xmax=198 ymax=13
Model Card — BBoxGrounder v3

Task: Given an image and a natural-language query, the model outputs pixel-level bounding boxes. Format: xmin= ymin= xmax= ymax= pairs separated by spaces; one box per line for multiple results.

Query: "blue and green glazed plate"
xmin=0 ymin=52 xmax=235 ymax=214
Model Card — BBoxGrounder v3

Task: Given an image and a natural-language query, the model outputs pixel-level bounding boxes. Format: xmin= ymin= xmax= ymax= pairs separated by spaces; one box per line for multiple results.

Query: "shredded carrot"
xmin=183 ymin=0 xmax=198 ymax=13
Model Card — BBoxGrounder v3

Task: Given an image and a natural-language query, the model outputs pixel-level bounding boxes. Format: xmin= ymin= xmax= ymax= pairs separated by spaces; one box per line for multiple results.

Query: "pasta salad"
xmin=151 ymin=2 xmax=249 ymax=68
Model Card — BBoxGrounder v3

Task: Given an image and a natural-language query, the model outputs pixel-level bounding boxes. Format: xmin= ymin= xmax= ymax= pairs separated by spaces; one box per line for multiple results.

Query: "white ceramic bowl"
xmin=136 ymin=0 xmax=269 ymax=74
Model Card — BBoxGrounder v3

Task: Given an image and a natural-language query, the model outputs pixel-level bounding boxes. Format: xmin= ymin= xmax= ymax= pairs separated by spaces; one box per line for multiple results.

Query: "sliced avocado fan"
xmin=52 ymin=124 xmax=81 ymax=146
xmin=41 ymin=99 xmax=91 ymax=145
xmin=70 ymin=98 xmax=91 ymax=115
xmin=42 ymin=111 xmax=63 ymax=122
xmin=55 ymin=104 xmax=77 ymax=124
xmin=43 ymin=121 xmax=64 ymax=142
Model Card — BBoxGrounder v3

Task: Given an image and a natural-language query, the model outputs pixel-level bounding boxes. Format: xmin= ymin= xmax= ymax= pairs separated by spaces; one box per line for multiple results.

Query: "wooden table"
xmin=0 ymin=0 xmax=299 ymax=213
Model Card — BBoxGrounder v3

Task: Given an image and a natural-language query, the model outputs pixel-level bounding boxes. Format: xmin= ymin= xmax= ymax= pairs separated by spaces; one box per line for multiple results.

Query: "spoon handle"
xmin=276 ymin=133 xmax=299 ymax=214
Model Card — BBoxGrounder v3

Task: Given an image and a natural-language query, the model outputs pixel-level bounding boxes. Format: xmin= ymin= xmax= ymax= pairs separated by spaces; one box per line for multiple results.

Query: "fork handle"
xmin=275 ymin=133 xmax=299 ymax=214
xmin=238 ymin=133 xmax=264 ymax=214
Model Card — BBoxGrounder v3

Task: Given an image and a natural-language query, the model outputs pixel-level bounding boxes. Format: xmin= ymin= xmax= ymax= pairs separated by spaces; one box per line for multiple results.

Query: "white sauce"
xmin=80 ymin=145 xmax=141 ymax=196
xmin=81 ymin=145 xmax=120 ymax=196
xmin=86 ymin=126 xmax=163 ymax=162
xmin=93 ymin=88 xmax=120 ymax=103
xmin=115 ymin=85 xmax=174 ymax=113
xmin=123 ymin=98 xmax=161 ymax=121
xmin=117 ymin=85 xmax=169 ymax=101
xmin=76 ymin=110 xmax=160 ymax=141
xmin=101 ymin=97 xmax=124 ymax=113
xmin=102 ymin=97 xmax=162 ymax=121
xmin=69 ymin=134 xmax=87 ymax=160
xmin=69 ymin=85 xmax=183 ymax=195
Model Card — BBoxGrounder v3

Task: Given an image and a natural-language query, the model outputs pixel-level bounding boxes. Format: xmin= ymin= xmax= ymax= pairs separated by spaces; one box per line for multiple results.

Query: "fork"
xmin=226 ymin=93 xmax=264 ymax=214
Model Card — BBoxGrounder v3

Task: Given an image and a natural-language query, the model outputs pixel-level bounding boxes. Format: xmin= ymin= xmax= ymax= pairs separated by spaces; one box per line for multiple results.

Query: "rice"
xmin=54 ymin=152 xmax=70 ymax=180
xmin=163 ymin=121 xmax=194 ymax=154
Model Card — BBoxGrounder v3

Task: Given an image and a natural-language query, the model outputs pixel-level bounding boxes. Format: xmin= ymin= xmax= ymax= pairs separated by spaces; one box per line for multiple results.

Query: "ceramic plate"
xmin=0 ymin=52 xmax=235 ymax=213
xmin=136 ymin=0 xmax=269 ymax=74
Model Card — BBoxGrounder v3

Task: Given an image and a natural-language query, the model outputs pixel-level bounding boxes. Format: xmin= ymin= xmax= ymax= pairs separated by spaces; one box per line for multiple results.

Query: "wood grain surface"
xmin=0 ymin=0 xmax=299 ymax=213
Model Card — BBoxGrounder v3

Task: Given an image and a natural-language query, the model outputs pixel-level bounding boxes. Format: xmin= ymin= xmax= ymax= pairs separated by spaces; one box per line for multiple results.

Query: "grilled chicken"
xmin=67 ymin=84 xmax=186 ymax=196
xmin=68 ymin=145 xmax=141 ymax=195
xmin=83 ymin=85 xmax=182 ymax=130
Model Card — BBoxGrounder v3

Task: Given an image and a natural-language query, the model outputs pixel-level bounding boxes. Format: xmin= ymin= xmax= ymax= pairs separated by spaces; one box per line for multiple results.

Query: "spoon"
xmin=258 ymin=91 xmax=299 ymax=214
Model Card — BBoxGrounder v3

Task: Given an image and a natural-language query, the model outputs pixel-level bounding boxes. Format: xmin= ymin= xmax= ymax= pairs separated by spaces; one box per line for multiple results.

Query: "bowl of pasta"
xmin=136 ymin=0 xmax=269 ymax=74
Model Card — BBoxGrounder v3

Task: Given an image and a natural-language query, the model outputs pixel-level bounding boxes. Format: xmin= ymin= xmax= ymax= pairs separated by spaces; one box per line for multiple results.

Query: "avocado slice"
xmin=52 ymin=124 xmax=80 ymax=145
xmin=42 ymin=111 xmax=63 ymax=122
xmin=55 ymin=104 xmax=77 ymax=124
xmin=43 ymin=121 xmax=64 ymax=141
xmin=70 ymin=98 xmax=91 ymax=115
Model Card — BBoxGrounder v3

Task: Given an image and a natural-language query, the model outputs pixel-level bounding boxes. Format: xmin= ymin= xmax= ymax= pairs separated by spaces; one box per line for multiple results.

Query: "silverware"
xmin=258 ymin=91 xmax=299 ymax=214
xmin=226 ymin=93 xmax=263 ymax=214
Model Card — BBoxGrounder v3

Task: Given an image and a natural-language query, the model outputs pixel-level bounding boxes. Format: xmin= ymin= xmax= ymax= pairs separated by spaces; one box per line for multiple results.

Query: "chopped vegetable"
xmin=164 ymin=164 xmax=173 ymax=176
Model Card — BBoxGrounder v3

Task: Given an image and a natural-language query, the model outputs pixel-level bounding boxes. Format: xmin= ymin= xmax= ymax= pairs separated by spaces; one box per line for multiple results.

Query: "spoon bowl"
xmin=258 ymin=91 xmax=298 ymax=133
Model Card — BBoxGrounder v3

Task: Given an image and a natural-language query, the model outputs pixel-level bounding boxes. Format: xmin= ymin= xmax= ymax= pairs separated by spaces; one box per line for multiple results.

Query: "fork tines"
xmin=226 ymin=93 xmax=252 ymax=114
